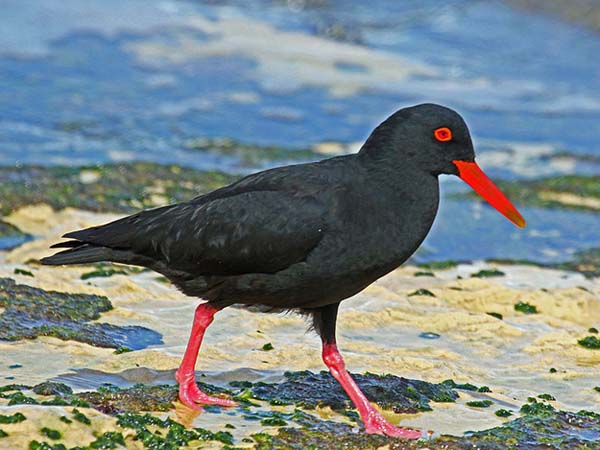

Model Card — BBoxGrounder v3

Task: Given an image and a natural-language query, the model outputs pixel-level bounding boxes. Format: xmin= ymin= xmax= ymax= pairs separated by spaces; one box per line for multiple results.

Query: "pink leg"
xmin=175 ymin=303 xmax=236 ymax=409
xmin=322 ymin=342 xmax=421 ymax=439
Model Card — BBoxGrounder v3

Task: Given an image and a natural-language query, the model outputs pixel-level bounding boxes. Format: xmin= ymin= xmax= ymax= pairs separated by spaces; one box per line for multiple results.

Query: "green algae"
xmin=115 ymin=412 xmax=234 ymax=449
xmin=75 ymin=384 xmax=179 ymax=414
xmin=261 ymin=343 xmax=274 ymax=351
xmin=40 ymin=427 xmax=61 ymax=440
xmin=66 ymin=382 xmax=228 ymax=414
xmin=89 ymin=431 xmax=125 ymax=449
xmin=408 ymin=288 xmax=435 ymax=297
xmin=14 ymin=268 xmax=34 ymax=277
xmin=184 ymin=137 xmax=321 ymax=166
xmin=80 ymin=268 xmax=127 ymax=280
xmin=250 ymin=370 xmax=458 ymax=413
xmin=577 ymin=335 xmax=600 ymax=349
xmin=487 ymin=312 xmax=503 ymax=320
xmin=80 ymin=263 xmax=147 ymax=281
xmin=466 ymin=400 xmax=494 ymax=408
xmin=0 ymin=277 xmax=162 ymax=349
xmin=413 ymin=271 xmax=435 ymax=277
xmin=0 ymin=429 xmax=7 ymax=438
xmin=440 ymin=379 xmax=480 ymax=392
xmin=417 ymin=260 xmax=460 ymax=270
xmin=0 ymin=412 xmax=26 ymax=424
xmin=471 ymin=269 xmax=505 ymax=278
xmin=72 ymin=409 xmax=91 ymax=426
xmin=5 ymin=391 xmax=39 ymax=405
xmin=538 ymin=393 xmax=556 ymax=401
xmin=495 ymin=409 xmax=513 ymax=417
xmin=0 ymin=384 xmax=30 ymax=393
xmin=589 ymin=327 xmax=599 ymax=334
xmin=262 ymin=405 xmax=600 ymax=450
xmin=0 ymin=163 xmax=237 ymax=215
xmin=520 ymin=398 xmax=555 ymax=419
xmin=514 ymin=301 xmax=538 ymax=314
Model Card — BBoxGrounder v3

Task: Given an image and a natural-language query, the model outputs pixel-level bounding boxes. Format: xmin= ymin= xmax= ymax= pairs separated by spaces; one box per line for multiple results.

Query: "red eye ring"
xmin=434 ymin=127 xmax=452 ymax=142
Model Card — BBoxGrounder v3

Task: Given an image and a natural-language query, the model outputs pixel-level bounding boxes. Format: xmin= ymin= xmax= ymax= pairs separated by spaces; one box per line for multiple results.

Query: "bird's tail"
xmin=40 ymin=243 xmax=115 ymax=266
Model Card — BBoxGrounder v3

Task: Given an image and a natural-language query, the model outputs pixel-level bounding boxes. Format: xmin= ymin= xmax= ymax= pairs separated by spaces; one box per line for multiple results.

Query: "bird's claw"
xmin=363 ymin=413 xmax=421 ymax=439
xmin=177 ymin=372 xmax=237 ymax=409
xmin=178 ymin=382 xmax=237 ymax=408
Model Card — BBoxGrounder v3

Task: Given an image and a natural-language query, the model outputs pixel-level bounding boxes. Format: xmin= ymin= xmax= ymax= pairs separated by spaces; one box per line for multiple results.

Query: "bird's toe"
xmin=178 ymin=382 xmax=237 ymax=408
xmin=363 ymin=414 xmax=421 ymax=439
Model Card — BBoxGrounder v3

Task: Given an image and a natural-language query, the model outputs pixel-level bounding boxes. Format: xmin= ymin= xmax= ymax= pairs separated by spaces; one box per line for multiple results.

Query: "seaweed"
xmin=514 ymin=302 xmax=538 ymax=314
xmin=115 ymin=412 xmax=234 ymax=449
xmin=250 ymin=370 xmax=459 ymax=413
xmin=466 ymin=400 xmax=493 ymax=408
xmin=14 ymin=268 xmax=34 ymax=277
xmin=40 ymin=428 xmax=61 ymax=440
xmin=0 ymin=163 xmax=237 ymax=215
xmin=471 ymin=269 xmax=505 ymax=278
xmin=0 ymin=278 xmax=162 ymax=349
xmin=261 ymin=405 xmax=600 ymax=450
xmin=486 ymin=312 xmax=503 ymax=320
xmin=0 ymin=412 xmax=26 ymax=424
xmin=578 ymin=335 xmax=600 ymax=349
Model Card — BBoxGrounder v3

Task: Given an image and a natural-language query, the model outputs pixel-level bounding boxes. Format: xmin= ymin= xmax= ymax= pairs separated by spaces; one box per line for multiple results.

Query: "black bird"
xmin=42 ymin=104 xmax=525 ymax=439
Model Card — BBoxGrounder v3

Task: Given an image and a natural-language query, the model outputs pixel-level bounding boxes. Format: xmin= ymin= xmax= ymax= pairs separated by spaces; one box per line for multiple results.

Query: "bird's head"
xmin=361 ymin=103 xmax=526 ymax=228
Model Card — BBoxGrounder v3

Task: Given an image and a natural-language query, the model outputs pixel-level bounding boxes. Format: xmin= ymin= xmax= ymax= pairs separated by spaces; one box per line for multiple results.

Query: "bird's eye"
xmin=434 ymin=127 xmax=452 ymax=142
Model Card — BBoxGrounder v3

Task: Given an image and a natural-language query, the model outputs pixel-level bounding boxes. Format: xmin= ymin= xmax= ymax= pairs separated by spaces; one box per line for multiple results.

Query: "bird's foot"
xmin=363 ymin=411 xmax=421 ymax=439
xmin=178 ymin=382 xmax=237 ymax=409
xmin=176 ymin=372 xmax=236 ymax=409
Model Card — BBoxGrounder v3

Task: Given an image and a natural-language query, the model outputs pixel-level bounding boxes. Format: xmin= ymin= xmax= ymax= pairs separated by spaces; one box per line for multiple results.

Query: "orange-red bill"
xmin=453 ymin=160 xmax=526 ymax=228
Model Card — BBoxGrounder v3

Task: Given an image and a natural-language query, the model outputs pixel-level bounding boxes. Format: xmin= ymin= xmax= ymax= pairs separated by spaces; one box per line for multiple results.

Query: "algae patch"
xmin=578 ymin=335 xmax=600 ymax=349
xmin=0 ymin=277 xmax=162 ymax=350
xmin=0 ymin=163 xmax=237 ymax=215
xmin=248 ymin=370 xmax=458 ymax=413
xmin=262 ymin=404 xmax=600 ymax=450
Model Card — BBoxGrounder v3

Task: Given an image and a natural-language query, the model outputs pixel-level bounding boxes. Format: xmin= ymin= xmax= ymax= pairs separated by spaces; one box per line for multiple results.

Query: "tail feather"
xmin=50 ymin=240 xmax=85 ymax=249
xmin=40 ymin=244 xmax=114 ymax=265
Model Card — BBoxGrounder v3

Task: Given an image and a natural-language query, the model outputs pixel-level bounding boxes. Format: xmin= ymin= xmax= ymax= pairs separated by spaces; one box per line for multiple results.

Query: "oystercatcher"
xmin=42 ymin=104 xmax=525 ymax=439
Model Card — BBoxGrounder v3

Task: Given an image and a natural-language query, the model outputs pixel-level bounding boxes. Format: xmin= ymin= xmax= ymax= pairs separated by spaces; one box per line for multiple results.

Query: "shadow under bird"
xmin=42 ymin=103 xmax=526 ymax=439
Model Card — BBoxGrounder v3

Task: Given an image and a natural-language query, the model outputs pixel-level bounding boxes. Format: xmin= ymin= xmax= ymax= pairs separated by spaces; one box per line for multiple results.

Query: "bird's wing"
xmin=59 ymin=186 xmax=327 ymax=276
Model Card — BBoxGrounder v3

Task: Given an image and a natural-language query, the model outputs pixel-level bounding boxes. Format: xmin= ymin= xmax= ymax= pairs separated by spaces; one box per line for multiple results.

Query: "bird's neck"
xmin=353 ymin=154 xmax=440 ymax=265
